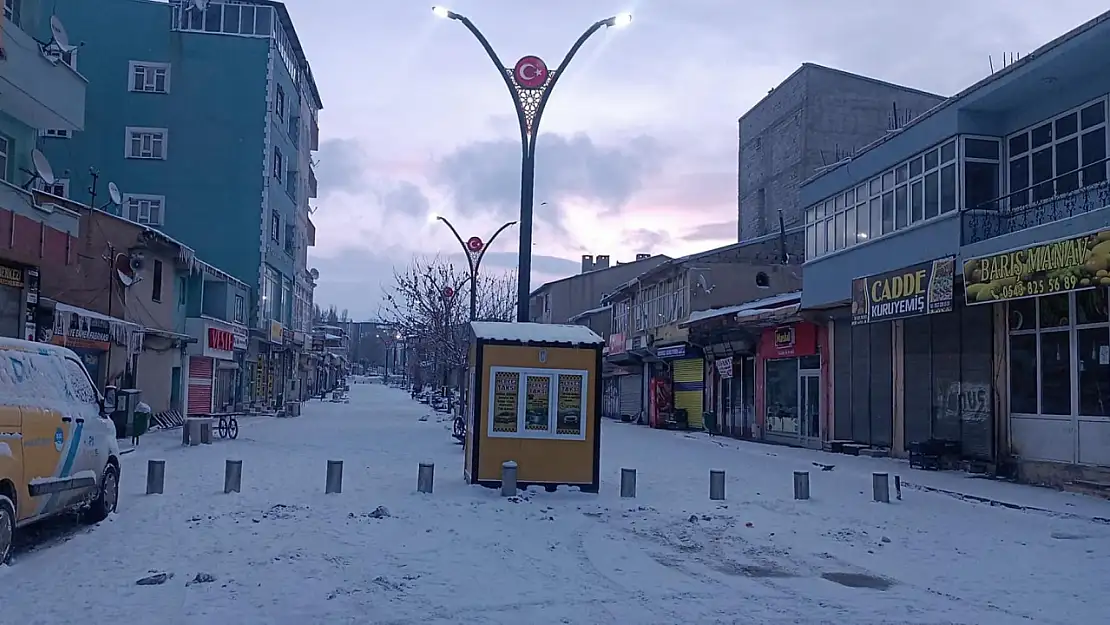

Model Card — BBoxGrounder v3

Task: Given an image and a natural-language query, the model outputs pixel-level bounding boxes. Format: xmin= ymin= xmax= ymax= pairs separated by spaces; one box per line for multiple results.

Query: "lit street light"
xmin=431 ymin=6 xmax=631 ymax=321
xmin=434 ymin=214 xmax=516 ymax=321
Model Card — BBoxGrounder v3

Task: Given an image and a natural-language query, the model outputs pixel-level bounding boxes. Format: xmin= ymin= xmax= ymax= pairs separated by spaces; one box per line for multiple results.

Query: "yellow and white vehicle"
xmin=0 ymin=338 xmax=121 ymax=564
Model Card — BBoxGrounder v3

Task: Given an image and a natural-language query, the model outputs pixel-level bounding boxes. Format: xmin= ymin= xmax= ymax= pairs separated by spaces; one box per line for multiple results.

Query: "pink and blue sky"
xmin=290 ymin=0 xmax=1107 ymax=319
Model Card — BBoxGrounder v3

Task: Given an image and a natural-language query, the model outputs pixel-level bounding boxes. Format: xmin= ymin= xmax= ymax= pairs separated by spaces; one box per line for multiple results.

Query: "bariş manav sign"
xmin=963 ymin=229 xmax=1110 ymax=304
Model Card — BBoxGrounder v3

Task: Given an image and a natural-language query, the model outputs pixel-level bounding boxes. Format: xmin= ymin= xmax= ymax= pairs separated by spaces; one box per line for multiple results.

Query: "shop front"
xmin=681 ymin=306 xmax=762 ymax=438
xmin=0 ymin=259 xmax=38 ymax=340
xmin=756 ymin=321 xmax=824 ymax=448
xmin=45 ymin=300 xmax=142 ymax=390
xmin=964 ymin=229 xmax=1110 ymax=479
xmin=647 ymin=343 xmax=705 ymax=429
xmin=604 ymin=333 xmax=645 ymax=423
xmin=184 ymin=318 xmax=241 ymax=415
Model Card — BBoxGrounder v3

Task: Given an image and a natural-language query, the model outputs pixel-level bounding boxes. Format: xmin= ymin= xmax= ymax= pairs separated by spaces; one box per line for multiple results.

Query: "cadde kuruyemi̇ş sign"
xmin=851 ymin=256 xmax=956 ymax=325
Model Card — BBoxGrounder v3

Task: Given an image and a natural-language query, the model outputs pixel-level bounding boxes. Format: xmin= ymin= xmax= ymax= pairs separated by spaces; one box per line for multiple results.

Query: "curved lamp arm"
xmin=529 ymin=17 xmax=618 ymax=155
xmin=442 ymin=12 xmax=531 ymax=149
xmin=474 ymin=220 xmax=517 ymax=274
xmin=435 ymin=215 xmax=472 ymax=270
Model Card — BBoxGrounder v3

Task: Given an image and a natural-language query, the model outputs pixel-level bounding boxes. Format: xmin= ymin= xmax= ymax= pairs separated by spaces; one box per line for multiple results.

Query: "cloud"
xmin=432 ymin=131 xmax=666 ymax=226
xmin=379 ymin=181 xmax=430 ymax=218
xmin=621 ymin=229 xmax=671 ymax=250
xmin=682 ymin=221 xmax=738 ymax=242
xmin=314 ymin=138 xmax=366 ymax=197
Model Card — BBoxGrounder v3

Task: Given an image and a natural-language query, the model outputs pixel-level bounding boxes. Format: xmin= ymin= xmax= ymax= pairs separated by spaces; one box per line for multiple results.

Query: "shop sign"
xmin=963 ymin=229 xmax=1110 ymax=305
xmin=231 ymin=327 xmax=248 ymax=351
xmin=760 ymin=323 xmax=817 ymax=359
xmin=607 ymin=333 xmax=626 ymax=355
xmin=52 ymin=311 xmax=111 ymax=351
xmin=715 ymin=357 xmax=733 ymax=379
xmin=852 ymin=256 xmax=956 ymax=325
xmin=0 ymin=262 xmax=23 ymax=289
xmin=205 ymin=326 xmax=235 ymax=359
xmin=282 ymin=327 xmax=293 ymax=345
xmin=655 ymin=344 xmax=686 ymax=359
xmin=269 ymin=320 xmax=283 ymax=344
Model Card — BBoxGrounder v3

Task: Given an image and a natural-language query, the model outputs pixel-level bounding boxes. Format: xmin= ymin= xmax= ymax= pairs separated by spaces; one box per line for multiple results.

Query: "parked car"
xmin=0 ymin=338 xmax=121 ymax=564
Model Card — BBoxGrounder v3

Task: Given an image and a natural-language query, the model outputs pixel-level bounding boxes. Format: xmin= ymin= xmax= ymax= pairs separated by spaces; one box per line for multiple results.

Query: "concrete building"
xmin=36 ymin=0 xmax=322 ymax=408
xmin=529 ymin=254 xmax=669 ymax=325
xmin=0 ymin=0 xmax=86 ymax=339
xmin=799 ymin=11 xmax=1110 ymax=489
xmin=738 ymin=63 xmax=945 ymax=241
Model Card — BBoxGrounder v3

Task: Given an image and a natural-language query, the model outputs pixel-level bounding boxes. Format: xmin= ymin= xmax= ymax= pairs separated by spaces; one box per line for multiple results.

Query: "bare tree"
xmin=379 ymin=256 xmax=516 ymax=387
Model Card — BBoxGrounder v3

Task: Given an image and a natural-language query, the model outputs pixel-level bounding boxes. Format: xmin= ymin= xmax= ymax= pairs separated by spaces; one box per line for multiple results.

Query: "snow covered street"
xmin=2 ymin=383 xmax=1109 ymax=625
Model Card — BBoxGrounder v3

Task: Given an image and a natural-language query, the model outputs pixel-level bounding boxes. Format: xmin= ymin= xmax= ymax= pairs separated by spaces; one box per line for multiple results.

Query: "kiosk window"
xmin=486 ymin=367 xmax=589 ymax=440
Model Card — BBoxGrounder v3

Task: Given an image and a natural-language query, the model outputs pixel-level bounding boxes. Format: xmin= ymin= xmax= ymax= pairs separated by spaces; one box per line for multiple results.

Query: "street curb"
xmin=903 ymin=481 xmax=1110 ymax=525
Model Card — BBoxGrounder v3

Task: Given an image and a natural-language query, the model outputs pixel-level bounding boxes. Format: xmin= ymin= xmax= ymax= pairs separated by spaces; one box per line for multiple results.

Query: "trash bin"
xmin=703 ymin=411 xmax=718 ymax=435
xmin=133 ymin=401 xmax=152 ymax=438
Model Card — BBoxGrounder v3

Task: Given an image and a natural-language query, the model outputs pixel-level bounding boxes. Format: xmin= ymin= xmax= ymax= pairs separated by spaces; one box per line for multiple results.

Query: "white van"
xmin=0 ymin=337 xmax=121 ymax=564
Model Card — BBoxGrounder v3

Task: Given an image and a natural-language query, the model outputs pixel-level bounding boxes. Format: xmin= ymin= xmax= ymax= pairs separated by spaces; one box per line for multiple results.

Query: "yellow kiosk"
xmin=464 ymin=321 xmax=603 ymax=493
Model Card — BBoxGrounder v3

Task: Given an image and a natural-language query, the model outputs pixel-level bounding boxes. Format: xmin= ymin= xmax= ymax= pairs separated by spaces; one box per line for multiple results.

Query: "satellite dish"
xmin=31 ymin=149 xmax=56 ymax=186
xmin=309 ymin=268 xmax=320 ymax=280
xmin=114 ymin=253 xmax=136 ymax=287
xmin=49 ymin=16 xmax=76 ymax=52
xmin=107 ymin=182 xmax=122 ymax=205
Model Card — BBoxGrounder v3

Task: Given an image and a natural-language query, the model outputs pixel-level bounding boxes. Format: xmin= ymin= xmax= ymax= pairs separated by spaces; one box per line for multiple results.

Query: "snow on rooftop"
xmin=470 ymin=321 xmax=604 ymax=345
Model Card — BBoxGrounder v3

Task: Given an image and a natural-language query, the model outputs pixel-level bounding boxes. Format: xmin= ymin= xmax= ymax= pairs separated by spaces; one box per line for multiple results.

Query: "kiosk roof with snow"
xmin=464 ymin=321 xmax=603 ymax=493
xmin=469 ymin=321 xmax=603 ymax=346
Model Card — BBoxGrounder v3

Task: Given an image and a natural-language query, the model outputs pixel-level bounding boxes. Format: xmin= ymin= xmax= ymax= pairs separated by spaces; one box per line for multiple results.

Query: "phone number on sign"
xmin=992 ymin=274 xmax=1080 ymax=299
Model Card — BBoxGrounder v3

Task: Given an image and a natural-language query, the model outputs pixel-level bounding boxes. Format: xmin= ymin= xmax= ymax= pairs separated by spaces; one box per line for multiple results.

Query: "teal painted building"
xmin=35 ymin=0 xmax=321 ymax=343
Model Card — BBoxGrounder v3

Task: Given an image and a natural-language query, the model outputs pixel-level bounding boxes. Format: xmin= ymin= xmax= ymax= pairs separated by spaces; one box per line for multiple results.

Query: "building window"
xmin=129 ymin=61 xmax=170 ymax=93
xmin=963 ymin=137 xmax=1001 ymax=211
xmin=177 ymin=276 xmax=186 ymax=306
xmin=284 ymin=224 xmax=295 ymax=254
xmin=0 ymin=135 xmax=8 ymax=182
xmin=271 ymin=210 xmax=280 ymax=241
xmin=44 ymin=178 xmax=69 ymax=198
xmin=151 ymin=259 xmax=163 ymax=302
xmin=3 ymin=0 xmax=19 ymax=22
xmin=1007 ymin=98 xmax=1107 ymax=208
xmin=172 ymin=2 xmax=272 ymax=37
xmin=1008 ymin=290 xmax=1110 ymax=420
xmin=286 ymin=169 xmax=297 ymax=199
xmin=234 ymin=294 xmax=245 ymax=323
xmin=122 ymin=194 xmax=165 ymax=226
xmin=264 ymin=267 xmax=280 ymax=321
xmin=125 ymin=127 xmax=167 ymax=159
xmin=40 ymin=128 xmax=72 ymax=139
xmin=282 ymin=278 xmax=293 ymax=325
xmin=804 ymin=138 xmax=958 ymax=260
xmin=272 ymin=147 xmax=283 ymax=182
xmin=275 ymin=85 xmax=285 ymax=120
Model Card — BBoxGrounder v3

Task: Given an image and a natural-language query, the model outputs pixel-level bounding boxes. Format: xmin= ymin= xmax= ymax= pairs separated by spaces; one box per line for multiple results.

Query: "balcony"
xmin=0 ymin=17 xmax=86 ymax=130
xmin=308 ymin=167 xmax=317 ymax=198
xmin=962 ymin=158 xmax=1110 ymax=246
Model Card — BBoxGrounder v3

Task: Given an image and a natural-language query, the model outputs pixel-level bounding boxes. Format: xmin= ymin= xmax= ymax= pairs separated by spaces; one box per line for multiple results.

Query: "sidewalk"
xmin=658 ymin=427 xmax=1110 ymax=523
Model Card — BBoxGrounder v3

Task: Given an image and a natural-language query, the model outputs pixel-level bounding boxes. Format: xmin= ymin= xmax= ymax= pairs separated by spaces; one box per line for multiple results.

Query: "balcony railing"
xmin=962 ymin=157 xmax=1110 ymax=245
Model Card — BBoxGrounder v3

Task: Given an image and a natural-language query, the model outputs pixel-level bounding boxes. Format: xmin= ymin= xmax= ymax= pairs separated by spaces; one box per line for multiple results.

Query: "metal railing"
xmin=962 ymin=156 xmax=1110 ymax=245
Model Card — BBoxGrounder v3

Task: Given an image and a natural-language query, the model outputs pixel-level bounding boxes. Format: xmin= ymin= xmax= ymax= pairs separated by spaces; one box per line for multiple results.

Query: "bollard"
xmin=873 ymin=472 xmax=890 ymax=503
xmin=146 ymin=459 xmax=165 ymax=495
xmin=620 ymin=468 xmax=637 ymax=498
xmin=224 ymin=459 xmax=242 ymax=494
xmin=709 ymin=469 xmax=726 ymax=500
xmin=325 ymin=460 xmax=344 ymax=494
xmin=181 ymin=422 xmax=190 ymax=445
xmin=894 ymin=475 xmax=902 ymax=500
xmin=417 ymin=462 xmax=435 ymax=494
xmin=500 ymin=461 xmax=518 ymax=497
xmin=188 ymin=420 xmax=201 ymax=447
xmin=200 ymin=421 xmax=213 ymax=445
xmin=793 ymin=470 xmax=810 ymax=500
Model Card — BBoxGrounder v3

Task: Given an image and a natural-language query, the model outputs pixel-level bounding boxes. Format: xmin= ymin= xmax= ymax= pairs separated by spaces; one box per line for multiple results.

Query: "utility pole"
xmin=103 ymin=242 xmax=116 ymax=389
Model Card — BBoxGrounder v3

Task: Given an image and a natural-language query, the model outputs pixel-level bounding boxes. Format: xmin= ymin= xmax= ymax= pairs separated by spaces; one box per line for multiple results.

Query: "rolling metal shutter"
xmin=187 ymin=356 xmax=214 ymax=416
xmin=618 ymin=373 xmax=643 ymax=421
xmin=673 ymin=358 xmax=705 ymax=429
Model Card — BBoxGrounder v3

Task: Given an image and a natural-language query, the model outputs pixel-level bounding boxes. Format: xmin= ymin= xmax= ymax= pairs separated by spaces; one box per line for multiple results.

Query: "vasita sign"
xmin=207 ymin=327 xmax=234 ymax=354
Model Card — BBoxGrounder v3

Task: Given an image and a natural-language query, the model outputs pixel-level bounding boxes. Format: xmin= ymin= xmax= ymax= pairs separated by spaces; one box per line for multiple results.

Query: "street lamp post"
xmin=431 ymin=7 xmax=632 ymax=322
xmin=435 ymin=215 xmax=516 ymax=321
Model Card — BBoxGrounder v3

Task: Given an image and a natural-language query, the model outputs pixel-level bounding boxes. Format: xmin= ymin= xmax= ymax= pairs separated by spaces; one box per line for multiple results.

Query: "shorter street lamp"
xmin=434 ymin=215 xmax=516 ymax=321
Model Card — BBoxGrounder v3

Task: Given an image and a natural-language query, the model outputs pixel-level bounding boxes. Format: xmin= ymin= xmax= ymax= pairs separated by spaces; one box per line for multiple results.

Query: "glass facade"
xmin=171 ymin=1 xmax=273 ymax=37
xmin=805 ymin=138 xmax=959 ymax=260
xmin=1007 ymin=98 xmax=1107 ymax=208
xmin=1008 ymin=288 xmax=1110 ymax=419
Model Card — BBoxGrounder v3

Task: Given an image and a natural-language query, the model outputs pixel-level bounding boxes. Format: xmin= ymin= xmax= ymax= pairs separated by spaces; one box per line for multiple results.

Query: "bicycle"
xmin=216 ymin=414 xmax=239 ymax=440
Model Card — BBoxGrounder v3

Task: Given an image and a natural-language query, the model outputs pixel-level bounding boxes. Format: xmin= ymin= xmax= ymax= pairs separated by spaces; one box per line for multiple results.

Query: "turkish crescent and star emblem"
xmin=466 ymin=237 xmax=484 ymax=252
xmin=513 ymin=56 xmax=548 ymax=89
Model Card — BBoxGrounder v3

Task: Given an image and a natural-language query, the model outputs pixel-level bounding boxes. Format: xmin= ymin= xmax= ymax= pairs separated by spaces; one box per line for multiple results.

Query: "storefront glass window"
xmin=1078 ymin=328 xmax=1110 ymax=417
xmin=1009 ymin=334 xmax=1038 ymax=414
xmin=764 ymin=359 xmax=798 ymax=434
xmin=1039 ymin=331 xmax=1072 ymax=415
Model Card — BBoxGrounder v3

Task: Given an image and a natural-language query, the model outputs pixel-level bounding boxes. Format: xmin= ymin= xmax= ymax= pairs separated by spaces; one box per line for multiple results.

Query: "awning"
xmin=679 ymin=291 xmax=802 ymax=328
xmin=48 ymin=299 xmax=145 ymax=353
xmin=734 ymin=303 xmax=802 ymax=328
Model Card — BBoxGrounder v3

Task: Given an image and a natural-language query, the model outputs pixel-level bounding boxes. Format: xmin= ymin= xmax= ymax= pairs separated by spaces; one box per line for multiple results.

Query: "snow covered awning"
xmin=679 ymin=291 xmax=802 ymax=328
xmin=50 ymin=301 xmax=144 ymax=354
xmin=470 ymin=321 xmax=603 ymax=346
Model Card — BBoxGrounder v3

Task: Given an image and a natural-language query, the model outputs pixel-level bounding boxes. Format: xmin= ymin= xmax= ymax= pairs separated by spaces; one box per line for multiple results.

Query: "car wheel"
xmin=0 ymin=494 xmax=14 ymax=565
xmin=82 ymin=465 xmax=118 ymax=524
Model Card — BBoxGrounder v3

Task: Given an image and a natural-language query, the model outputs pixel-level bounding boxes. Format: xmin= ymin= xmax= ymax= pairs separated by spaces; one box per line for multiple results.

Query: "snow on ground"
xmin=2 ymin=383 xmax=1109 ymax=624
